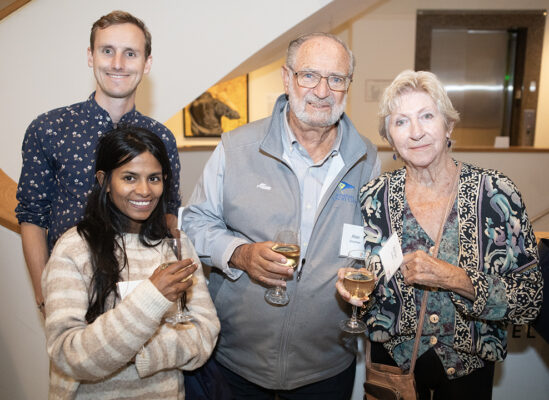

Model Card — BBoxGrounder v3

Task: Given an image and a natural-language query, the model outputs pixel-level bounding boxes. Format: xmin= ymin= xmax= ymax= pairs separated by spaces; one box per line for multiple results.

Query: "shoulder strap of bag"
xmin=409 ymin=162 xmax=461 ymax=374
xmin=366 ymin=162 xmax=462 ymax=375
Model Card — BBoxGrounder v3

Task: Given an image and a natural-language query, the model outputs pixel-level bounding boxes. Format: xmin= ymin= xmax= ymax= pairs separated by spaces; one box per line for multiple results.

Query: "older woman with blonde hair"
xmin=337 ymin=70 xmax=542 ymax=399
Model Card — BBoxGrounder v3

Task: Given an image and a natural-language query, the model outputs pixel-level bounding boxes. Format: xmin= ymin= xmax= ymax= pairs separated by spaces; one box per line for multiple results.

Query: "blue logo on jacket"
xmin=335 ymin=181 xmax=356 ymax=203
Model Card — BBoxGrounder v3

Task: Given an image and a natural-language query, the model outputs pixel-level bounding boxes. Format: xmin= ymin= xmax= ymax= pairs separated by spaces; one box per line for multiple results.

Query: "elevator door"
xmin=430 ymin=29 xmax=515 ymax=146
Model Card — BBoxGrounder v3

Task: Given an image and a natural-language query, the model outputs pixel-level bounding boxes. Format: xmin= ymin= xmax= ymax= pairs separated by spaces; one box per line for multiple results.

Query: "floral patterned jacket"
xmin=360 ymin=162 xmax=543 ymax=377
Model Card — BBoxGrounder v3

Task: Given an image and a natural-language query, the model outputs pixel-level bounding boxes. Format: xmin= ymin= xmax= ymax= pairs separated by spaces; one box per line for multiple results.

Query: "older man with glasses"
xmin=181 ymin=32 xmax=380 ymax=399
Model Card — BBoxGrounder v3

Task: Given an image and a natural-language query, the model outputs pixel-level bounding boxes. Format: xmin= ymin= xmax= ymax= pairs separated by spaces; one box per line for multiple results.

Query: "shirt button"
xmin=429 ymin=336 xmax=438 ymax=346
xmin=429 ymin=314 xmax=439 ymax=324
xmin=447 ymin=367 xmax=455 ymax=376
xmin=428 ymin=246 xmax=435 ymax=255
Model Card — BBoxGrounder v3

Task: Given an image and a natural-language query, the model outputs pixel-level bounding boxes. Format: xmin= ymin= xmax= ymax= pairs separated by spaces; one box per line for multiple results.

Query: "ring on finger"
xmin=159 ymin=262 xmax=170 ymax=271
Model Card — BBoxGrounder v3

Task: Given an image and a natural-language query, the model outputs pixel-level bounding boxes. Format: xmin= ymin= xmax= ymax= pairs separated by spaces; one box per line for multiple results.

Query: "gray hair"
xmin=378 ymin=70 xmax=460 ymax=145
xmin=286 ymin=32 xmax=355 ymax=76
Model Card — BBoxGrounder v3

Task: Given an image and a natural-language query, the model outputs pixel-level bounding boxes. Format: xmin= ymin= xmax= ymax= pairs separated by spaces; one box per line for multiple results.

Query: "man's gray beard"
xmin=289 ymin=91 xmax=347 ymax=127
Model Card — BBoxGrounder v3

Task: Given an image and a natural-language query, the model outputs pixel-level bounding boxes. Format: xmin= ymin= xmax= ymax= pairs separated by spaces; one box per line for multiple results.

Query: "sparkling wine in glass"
xmin=339 ymin=249 xmax=374 ymax=334
xmin=162 ymin=236 xmax=195 ymax=324
xmin=264 ymin=230 xmax=300 ymax=306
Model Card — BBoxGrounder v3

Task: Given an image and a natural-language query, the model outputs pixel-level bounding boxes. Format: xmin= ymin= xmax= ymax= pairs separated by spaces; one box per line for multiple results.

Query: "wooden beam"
xmin=0 ymin=0 xmax=31 ymax=21
xmin=0 ymin=168 xmax=20 ymax=234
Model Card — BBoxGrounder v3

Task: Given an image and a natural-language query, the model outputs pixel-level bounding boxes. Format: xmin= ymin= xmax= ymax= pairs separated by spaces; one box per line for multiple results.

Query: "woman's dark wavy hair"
xmin=77 ymin=126 xmax=173 ymax=323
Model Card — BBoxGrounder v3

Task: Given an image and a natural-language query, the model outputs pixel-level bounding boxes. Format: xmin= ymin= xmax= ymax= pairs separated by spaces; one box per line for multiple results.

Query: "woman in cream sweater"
xmin=42 ymin=126 xmax=219 ymax=399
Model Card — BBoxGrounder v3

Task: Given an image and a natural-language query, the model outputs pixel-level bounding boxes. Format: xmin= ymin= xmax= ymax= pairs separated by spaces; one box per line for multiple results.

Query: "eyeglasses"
xmin=288 ymin=67 xmax=352 ymax=92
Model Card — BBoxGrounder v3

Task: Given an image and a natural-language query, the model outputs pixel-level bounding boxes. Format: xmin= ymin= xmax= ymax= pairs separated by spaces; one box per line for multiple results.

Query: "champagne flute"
xmin=264 ymin=230 xmax=300 ymax=306
xmin=162 ymin=236 xmax=195 ymax=324
xmin=339 ymin=249 xmax=374 ymax=334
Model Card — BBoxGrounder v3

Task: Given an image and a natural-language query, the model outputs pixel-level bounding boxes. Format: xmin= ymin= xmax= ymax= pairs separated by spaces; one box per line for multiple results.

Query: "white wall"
xmin=347 ymin=0 xmax=549 ymax=148
xmin=0 ymin=0 xmax=336 ymax=180
xmin=0 ymin=229 xmax=47 ymax=400
xmin=249 ymin=57 xmax=286 ymax=122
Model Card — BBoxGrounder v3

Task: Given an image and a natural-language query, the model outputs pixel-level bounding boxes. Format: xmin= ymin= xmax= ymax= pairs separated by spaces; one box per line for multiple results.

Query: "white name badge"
xmin=339 ymin=223 xmax=365 ymax=257
xmin=378 ymin=233 xmax=403 ymax=282
xmin=117 ymin=280 xmax=143 ymax=300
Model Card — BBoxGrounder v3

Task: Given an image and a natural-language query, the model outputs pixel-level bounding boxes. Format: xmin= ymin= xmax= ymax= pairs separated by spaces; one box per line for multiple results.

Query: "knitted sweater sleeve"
xmin=135 ymin=259 xmax=220 ymax=377
xmin=43 ymin=229 xmax=219 ymax=381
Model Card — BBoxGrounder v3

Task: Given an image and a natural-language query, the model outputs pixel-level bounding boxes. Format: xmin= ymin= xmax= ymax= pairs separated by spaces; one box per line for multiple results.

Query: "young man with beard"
xmin=16 ymin=10 xmax=181 ymax=316
xmin=181 ymin=33 xmax=380 ymax=399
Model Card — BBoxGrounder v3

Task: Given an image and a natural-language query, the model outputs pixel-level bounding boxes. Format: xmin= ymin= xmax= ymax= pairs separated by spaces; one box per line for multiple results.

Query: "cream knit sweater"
xmin=42 ymin=227 xmax=220 ymax=399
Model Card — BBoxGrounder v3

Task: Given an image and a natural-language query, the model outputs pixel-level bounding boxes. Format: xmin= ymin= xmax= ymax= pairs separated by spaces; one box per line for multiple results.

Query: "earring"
xmin=447 ymin=137 xmax=452 ymax=148
xmin=393 ymin=153 xmax=397 ymax=161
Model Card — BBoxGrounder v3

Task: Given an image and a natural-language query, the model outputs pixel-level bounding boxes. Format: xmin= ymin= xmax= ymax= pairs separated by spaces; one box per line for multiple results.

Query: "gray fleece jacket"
xmin=183 ymin=94 xmax=378 ymax=389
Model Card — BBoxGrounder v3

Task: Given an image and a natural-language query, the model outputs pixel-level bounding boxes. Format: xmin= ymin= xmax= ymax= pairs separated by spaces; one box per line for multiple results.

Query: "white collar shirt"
xmin=281 ymin=104 xmax=344 ymax=259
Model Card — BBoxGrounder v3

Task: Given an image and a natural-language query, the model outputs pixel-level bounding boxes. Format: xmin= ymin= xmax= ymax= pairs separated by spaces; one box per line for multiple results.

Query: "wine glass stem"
xmin=350 ymin=305 xmax=359 ymax=326
xmin=180 ymin=292 xmax=187 ymax=311
xmin=176 ymin=297 xmax=184 ymax=314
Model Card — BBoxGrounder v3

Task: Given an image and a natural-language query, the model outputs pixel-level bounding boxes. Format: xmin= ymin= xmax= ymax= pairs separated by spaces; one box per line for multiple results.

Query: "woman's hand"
xmin=335 ymin=267 xmax=370 ymax=307
xmin=401 ymin=250 xmax=475 ymax=300
xmin=149 ymin=259 xmax=198 ymax=302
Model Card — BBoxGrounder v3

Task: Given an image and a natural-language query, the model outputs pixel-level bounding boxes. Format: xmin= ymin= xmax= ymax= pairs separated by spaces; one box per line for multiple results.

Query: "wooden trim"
xmin=178 ymin=144 xmax=549 ymax=153
xmin=450 ymin=146 xmax=549 ymax=153
xmin=0 ymin=0 xmax=31 ymax=21
xmin=0 ymin=169 xmax=20 ymax=234
xmin=417 ymin=9 xmax=546 ymax=16
xmin=377 ymin=145 xmax=549 ymax=153
xmin=178 ymin=145 xmax=217 ymax=152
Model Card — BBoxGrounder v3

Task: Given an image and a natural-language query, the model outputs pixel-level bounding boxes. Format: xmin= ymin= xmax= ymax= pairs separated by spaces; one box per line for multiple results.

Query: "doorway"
xmin=415 ymin=10 xmax=546 ymax=147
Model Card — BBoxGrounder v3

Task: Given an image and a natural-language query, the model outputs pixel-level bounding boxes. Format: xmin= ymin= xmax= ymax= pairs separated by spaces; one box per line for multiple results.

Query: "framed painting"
xmin=183 ymin=74 xmax=248 ymax=138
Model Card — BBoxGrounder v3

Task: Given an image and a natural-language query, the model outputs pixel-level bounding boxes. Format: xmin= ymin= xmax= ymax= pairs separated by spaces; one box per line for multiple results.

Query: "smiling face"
xmin=88 ymin=23 xmax=152 ymax=107
xmin=284 ymin=36 xmax=350 ymax=128
xmin=388 ymin=90 xmax=451 ymax=169
xmin=101 ymin=151 xmax=163 ymax=233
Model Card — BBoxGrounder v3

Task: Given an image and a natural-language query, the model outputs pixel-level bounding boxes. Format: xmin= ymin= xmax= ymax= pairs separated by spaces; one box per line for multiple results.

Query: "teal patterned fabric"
xmin=360 ymin=161 xmax=542 ymax=379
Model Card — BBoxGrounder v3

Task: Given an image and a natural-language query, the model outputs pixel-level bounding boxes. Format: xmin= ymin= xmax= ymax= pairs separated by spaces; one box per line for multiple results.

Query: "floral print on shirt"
xmin=16 ymin=93 xmax=181 ymax=251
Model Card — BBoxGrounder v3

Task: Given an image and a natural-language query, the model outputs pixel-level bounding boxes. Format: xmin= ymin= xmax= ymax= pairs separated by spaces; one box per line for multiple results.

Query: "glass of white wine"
xmin=264 ymin=230 xmax=300 ymax=306
xmin=162 ymin=236 xmax=195 ymax=324
xmin=339 ymin=249 xmax=374 ymax=334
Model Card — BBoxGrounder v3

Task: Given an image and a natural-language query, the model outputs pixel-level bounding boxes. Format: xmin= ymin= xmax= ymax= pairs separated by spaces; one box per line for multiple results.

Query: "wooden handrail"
xmin=535 ymin=232 xmax=549 ymax=243
xmin=0 ymin=0 xmax=31 ymax=21
xmin=0 ymin=168 xmax=20 ymax=234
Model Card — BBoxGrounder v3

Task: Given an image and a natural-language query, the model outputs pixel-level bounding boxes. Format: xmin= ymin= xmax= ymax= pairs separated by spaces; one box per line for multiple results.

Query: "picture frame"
xmin=183 ymin=74 xmax=248 ymax=138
